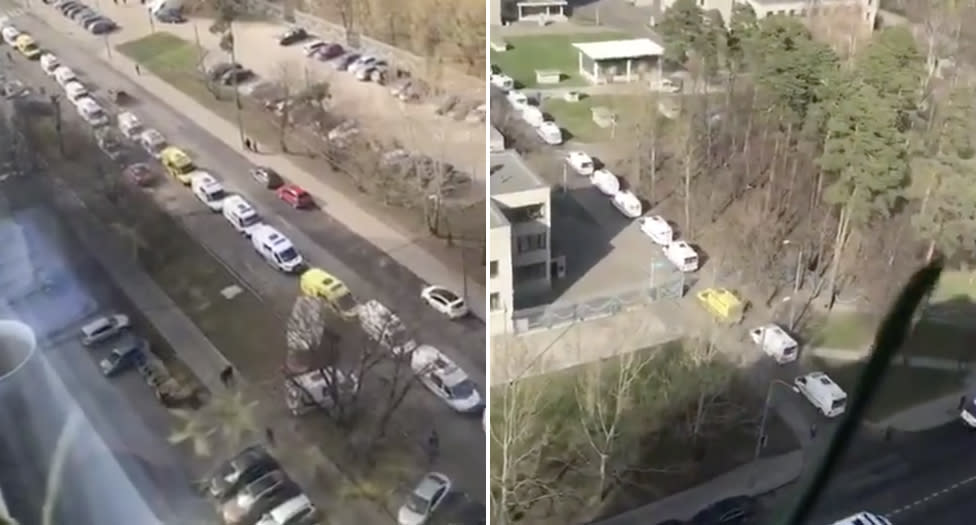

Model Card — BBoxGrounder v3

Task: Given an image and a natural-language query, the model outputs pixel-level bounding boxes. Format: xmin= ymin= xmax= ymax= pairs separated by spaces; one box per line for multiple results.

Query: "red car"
xmin=124 ymin=163 xmax=155 ymax=187
xmin=276 ymin=184 xmax=313 ymax=209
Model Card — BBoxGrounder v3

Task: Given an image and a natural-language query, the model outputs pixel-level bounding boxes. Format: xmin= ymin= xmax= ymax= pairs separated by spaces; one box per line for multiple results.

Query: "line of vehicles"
xmin=490 ymin=68 xmax=564 ymax=146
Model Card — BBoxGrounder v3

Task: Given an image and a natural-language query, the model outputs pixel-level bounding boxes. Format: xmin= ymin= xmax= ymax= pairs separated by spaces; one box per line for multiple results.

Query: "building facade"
xmin=489 ymin=151 xmax=552 ymax=335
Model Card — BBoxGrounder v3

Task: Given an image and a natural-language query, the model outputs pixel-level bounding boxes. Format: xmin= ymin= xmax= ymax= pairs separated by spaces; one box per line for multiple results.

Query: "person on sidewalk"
xmin=244 ymin=138 xmax=253 ymax=152
xmin=135 ymin=64 xmax=141 ymax=76
xmin=219 ymin=366 xmax=234 ymax=389
xmin=265 ymin=427 xmax=276 ymax=448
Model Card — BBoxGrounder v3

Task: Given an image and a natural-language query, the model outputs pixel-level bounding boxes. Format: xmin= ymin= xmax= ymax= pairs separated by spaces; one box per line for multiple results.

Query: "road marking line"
xmin=885 ymin=473 xmax=976 ymax=519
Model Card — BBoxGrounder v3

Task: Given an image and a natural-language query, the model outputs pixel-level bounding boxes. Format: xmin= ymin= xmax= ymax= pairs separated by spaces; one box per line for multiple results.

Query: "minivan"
xmin=250 ymin=224 xmax=304 ymax=273
xmin=222 ymin=195 xmax=263 ymax=237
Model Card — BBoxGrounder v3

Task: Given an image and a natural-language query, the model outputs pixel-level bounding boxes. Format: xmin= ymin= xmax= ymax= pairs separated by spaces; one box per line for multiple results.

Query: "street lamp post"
xmin=755 ymin=378 xmax=797 ymax=460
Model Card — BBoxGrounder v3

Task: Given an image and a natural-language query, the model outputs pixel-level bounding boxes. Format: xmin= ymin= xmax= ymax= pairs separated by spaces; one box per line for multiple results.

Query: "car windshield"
xmin=177 ymin=162 xmax=196 ymax=174
xmin=278 ymin=248 xmax=298 ymax=262
xmin=446 ymin=379 xmax=476 ymax=400
xmin=434 ymin=289 xmax=460 ymax=303
xmin=405 ymin=493 xmax=429 ymax=514
xmin=207 ymin=188 xmax=226 ymax=201
xmin=335 ymin=294 xmax=357 ymax=312
xmin=240 ymin=213 xmax=260 ymax=227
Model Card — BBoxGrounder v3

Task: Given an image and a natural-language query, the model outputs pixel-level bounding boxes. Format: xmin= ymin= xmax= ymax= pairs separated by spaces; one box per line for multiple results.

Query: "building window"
xmin=505 ymin=204 xmax=545 ymax=223
xmin=490 ymin=260 xmax=499 ymax=278
xmin=490 ymin=293 xmax=501 ymax=311
xmin=516 ymin=233 xmax=547 ymax=254
xmin=514 ymin=262 xmax=548 ymax=282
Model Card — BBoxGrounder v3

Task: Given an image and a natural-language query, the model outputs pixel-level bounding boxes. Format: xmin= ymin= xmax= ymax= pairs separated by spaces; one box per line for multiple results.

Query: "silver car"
xmin=221 ymin=470 xmax=296 ymax=524
xmin=80 ymin=314 xmax=131 ymax=347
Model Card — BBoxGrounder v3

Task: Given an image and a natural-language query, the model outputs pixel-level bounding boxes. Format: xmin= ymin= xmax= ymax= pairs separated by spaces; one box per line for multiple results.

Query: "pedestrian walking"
xmin=135 ymin=64 xmax=141 ymax=76
xmin=244 ymin=138 xmax=253 ymax=151
xmin=219 ymin=366 xmax=234 ymax=388
xmin=809 ymin=423 xmax=818 ymax=440
xmin=265 ymin=427 xmax=276 ymax=448
xmin=959 ymin=395 xmax=967 ymax=411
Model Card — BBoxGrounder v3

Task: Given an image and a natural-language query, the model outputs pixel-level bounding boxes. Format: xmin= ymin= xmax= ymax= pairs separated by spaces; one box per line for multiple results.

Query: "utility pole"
xmin=227 ymin=25 xmax=246 ymax=148
xmin=789 ymin=248 xmax=803 ymax=330
xmin=50 ymin=94 xmax=64 ymax=158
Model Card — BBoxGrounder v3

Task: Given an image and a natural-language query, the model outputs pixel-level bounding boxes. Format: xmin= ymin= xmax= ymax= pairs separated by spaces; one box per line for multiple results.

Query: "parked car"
xmin=89 ymin=19 xmax=116 ymax=34
xmin=411 ymin=345 xmax=483 ymax=413
xmin=207 ymin=61 xmax=237 ymax=81
xmin=208 ymin=446 xmax=278 ymax=501
xmin=314 ymin=43 xmax=344 ymax=60
xmin=276 ymin=184 xmax=313 ymax=209
xmin=347 ymin=55 xmax=377 ymax=74
xmin=277 ymin=27 xmax=308 ymax=46
xmin=420 ymin=285 xmax=468 ymax=319
xmin=80 ymin=314 xmax=131 ymax=346
xmin=690 ymin=496 xmax=757 ymax=525
xmin=220 ymin=65 xmax=254 ymax=86
xmin=302 ymin=40 xmax=327 ymax=57
xmin=138 ymin=128 xmax=167 ymax=159
xmin=155 ymin=8 xmax=186 ymax=23
xmin=255 ymin=494 xmax=317 ymax=525
xmin=355 ymin=60 xmax=386 ymax=81
xmin=333 ymin=53 xmax=360 ymax=71
xmin=398 ymin=473 xmax=451 ymax=525
xmin=99 ymin=338 xmax=148 ymax=376
xmin=249 ymin=166 xmax=284 ymax=189
xmin=124 ymin=162 xmax=155 ymax=187
xmin=221 ymin=470 xmax=298 ymax=524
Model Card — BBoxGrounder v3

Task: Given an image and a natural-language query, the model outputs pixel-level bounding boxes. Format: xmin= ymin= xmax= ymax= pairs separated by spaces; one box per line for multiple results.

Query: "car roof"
xmin=415 ymin=473 xmax=449 ymax=499
xmin=82 ymin=316 xmax=112 ymax=333
xmin=414 ymin=346 xmax=468 ymax=386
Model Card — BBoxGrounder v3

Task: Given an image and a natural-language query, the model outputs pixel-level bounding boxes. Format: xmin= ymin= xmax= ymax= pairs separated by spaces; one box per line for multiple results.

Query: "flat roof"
xmin=489 ymin=200 xmax=509 ymax=228
xmin=490 ymin=150 xmax=547 ymax=196
xmin=572 ymin=38 xmax=664 ymax=61
xmin=517 ymin=0 xmax=568 ymax=5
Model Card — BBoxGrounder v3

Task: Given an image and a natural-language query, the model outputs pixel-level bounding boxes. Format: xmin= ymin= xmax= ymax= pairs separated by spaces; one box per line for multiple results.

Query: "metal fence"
xmin=510 ymin=274 xmax=693 ymax=334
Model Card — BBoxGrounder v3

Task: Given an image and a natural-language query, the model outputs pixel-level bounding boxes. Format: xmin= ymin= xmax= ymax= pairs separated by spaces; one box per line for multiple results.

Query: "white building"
xmin=489 ymin=151 xmax=552 ymax=334
xmin=653 ymin=0 xmax=877 ymax=31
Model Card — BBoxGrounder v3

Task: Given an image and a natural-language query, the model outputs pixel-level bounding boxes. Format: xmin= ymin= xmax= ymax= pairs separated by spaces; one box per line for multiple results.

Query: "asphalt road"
xmin=2 ymin=8 xmax=485 ymax=502
xmin=758 ymin=422 xmax=976 ymax=525
xmin=0 ymin=184 xmax=215 ymax=524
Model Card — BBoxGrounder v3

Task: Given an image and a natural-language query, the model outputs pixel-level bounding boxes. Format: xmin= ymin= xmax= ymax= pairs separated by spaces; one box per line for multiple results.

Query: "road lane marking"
xmin=887 ymin=474 xmax=976 ymax=517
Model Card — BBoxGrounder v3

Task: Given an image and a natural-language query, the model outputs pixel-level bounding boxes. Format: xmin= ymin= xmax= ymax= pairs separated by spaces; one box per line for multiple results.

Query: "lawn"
xmin=117 ymin=32 xmax=221 ymax=106
xmin=930 ymin=269 xmax=976 ymax=303
xmin=490 ymin=32 xmax=631 ymax=88
xmin=543 ymin=94 xmax=657 ymax=142
xmin=809 ymin=357 xmax=966 ymax=422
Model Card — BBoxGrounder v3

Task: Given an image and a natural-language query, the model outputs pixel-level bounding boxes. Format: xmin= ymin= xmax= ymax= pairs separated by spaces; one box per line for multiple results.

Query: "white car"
xmin=506 ymin=90 xmax=529 ymax=109
xmin=637 ymin=215 xmax=674 ymax=245
xmin=117 ymin=111 xmax=143 ymax=140
xmin=397 ymin=472 xmax=451 ymax=525
xmin=80 ymin=314 xmax=131 ymax=346
xmin=40 ymin=53 xmax=60 ymax=75
xmin=64 ymin=81 xmax=89 ymax=105
xmin=489 ymin=73 xmax=514 ymax=92
xmin=565 ymin=151 xmax=594 ymax=176
xmin=420 ymin=285 xmax=468 ymax=319
xmin=411 ymin=345 xmax=483 ymax=413
xmin=302 ymin=39 xmax=326 ymax=56
xmin=256 ymin=494 xmax=316 ymax=525
xmin=190 ymin=171 xmax=227 ymax=212
xmin=1 ymin=26 xmax=20 ymax=46
xmin=536 ymin=121 xmax=563 ymax=145
xmin=138 ymin=128 xmax=167 ymax=159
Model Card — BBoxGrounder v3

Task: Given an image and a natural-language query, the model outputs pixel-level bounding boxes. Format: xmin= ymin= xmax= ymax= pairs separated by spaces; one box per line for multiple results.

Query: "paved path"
xmin=13 ymin=1 xmax=486 ymax=321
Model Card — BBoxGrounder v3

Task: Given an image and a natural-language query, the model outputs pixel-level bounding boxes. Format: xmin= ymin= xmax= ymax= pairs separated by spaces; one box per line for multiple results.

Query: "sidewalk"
xmin=810 ymin=347 xmax=971 ymax=372
xmin=590 ymin=451 xmax=803 ymax=524
xmin=42 ymin=174 xmax=393 ymax=522
xmin=17 ymin=1 xmax=485 ymax=321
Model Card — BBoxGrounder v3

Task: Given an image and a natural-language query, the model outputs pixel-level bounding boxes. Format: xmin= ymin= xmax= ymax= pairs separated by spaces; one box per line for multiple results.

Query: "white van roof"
xmin=639 ymin=215 xmax=670 ymax=235
xmin=54 ymin=66 xmax=75 ymax=78
xmin=803 ymin=372 xmax=846 ymax=401
xmin=65 ymin=81 xmax=86 ymax=95
xmin=267 ymin=495 xmax=312 ymax=523
xmin=77 ymin=98 xmax=100 ymax=112
xmin=224 ymin=195 xmax=255 ymax=216
xmin=118 ymin=111 xmax=140 ymax=127
xmin=666 ymin=240 xmax=696 ymax=258
xmin=191 ymin=171 xmax=220 ymax=188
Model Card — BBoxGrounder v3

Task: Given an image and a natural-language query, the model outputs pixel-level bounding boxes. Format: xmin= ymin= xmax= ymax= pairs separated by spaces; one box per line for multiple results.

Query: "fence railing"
xmin=511 ymin=275 xmax=692 ymax=334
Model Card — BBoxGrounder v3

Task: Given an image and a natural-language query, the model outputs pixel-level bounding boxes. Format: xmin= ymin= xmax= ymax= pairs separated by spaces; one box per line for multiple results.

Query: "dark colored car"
xmin=124 ymin=163 xmax=155 ymax=187
xmin=90 ymin=20 xmax=115 ymax=34
xmin=276 ymin=184 xmax=313 ymax=209
xmin=691 ymin=496 xmax=757 ymax=525
xmin=278 ymin=27 xmax=308 ymax=46
xmin=99 ymin=338 xmax=148 ymax=377
xmin=333 ymin=53 xmax=359 ymax=71
xmin=314 ymin=43 xmax=344 ymax=60
xmin=249 ymin=166 xmax=283 ymax=189
xmin=220 ymin=66 xmax=253 ymax=86
xmin=208 ymin=446 xmax=278 ymax=501
xmin=155 ymin=8 xmax=186 ymax=23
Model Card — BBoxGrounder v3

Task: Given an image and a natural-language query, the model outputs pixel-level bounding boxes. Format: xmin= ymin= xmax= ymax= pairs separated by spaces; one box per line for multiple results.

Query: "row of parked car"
xmin=49 ymin=0 xmax=118 ymax=34
xmin=490 ymin=65 xmax=563 ymax=146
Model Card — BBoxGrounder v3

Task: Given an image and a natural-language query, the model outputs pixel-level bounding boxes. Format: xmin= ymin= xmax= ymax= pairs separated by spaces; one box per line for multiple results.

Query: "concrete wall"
xmin=743 ymin=0 xmax=878 ymax=29
xmin=490 ymin=222 xmax=514 ymax=335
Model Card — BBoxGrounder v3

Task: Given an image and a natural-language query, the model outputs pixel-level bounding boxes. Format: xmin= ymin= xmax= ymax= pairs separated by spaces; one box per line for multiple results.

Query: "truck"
xmin=284 ymin=295 xmax=329 ymax=374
